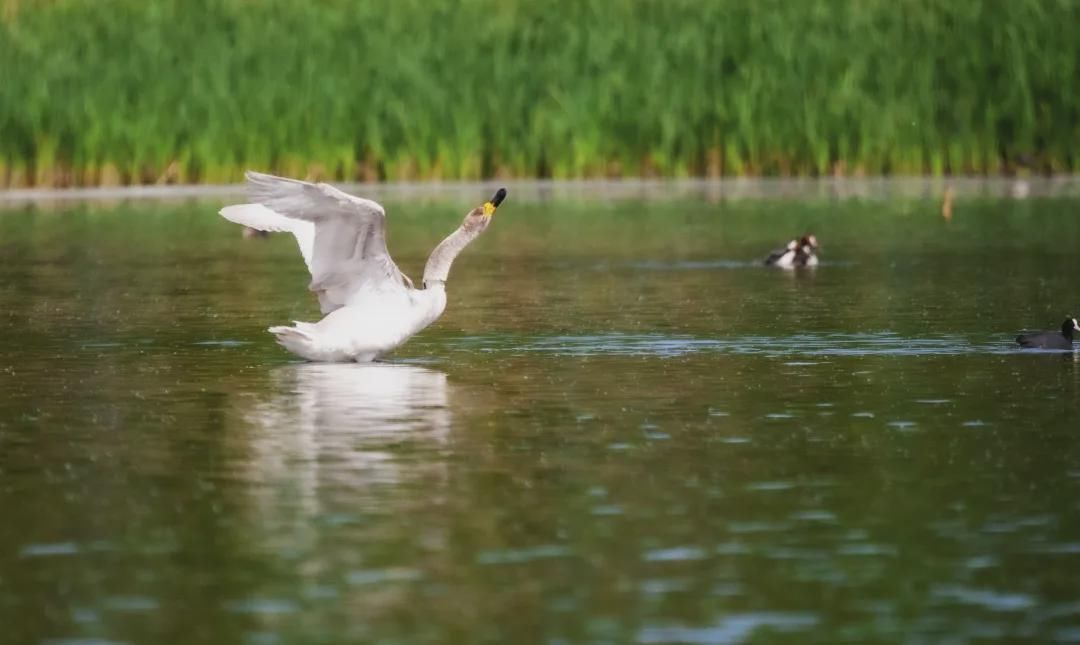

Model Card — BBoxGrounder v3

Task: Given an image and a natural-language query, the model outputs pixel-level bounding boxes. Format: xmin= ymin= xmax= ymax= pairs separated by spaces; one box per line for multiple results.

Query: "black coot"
xmin=1016 ymin=317 xmax=1079 ymax=349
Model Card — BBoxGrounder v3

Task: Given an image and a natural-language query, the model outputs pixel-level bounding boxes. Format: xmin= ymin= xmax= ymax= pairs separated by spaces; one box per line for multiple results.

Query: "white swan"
xmin=220 ymin=171 xmax=506 ymax=362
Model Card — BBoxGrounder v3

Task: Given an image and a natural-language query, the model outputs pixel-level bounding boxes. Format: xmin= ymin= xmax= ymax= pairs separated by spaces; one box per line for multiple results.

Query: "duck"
xmin=220 ymin=171 xmax=506 ymax=362
xmin=1015 ymin=317 xmax=1079 ymax=350
xmin=764 ymin=234 xmax=819 ymax=268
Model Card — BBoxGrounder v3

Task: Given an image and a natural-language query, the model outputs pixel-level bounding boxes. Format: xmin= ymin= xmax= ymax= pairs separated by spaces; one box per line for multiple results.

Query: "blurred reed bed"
xmin=0 ymin=0 xmax=1077 ymax=187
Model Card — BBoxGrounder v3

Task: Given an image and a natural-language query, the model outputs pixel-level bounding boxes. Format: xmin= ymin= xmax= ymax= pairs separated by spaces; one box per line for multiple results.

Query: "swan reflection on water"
xmin=239 ymin=363 xmax=450 ymax=508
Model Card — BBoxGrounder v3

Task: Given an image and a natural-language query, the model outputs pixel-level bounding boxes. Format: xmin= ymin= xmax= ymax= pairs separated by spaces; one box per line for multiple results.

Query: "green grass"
xmin=1 ymin=0 xmax=1078 ymax=186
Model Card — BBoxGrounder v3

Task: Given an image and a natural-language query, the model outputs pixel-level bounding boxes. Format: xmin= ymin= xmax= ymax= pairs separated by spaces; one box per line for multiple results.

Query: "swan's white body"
xmin=266 ymin=285 xmax=447 ymax=362
xmin=220 ymin=171 xmax=499 ymax=362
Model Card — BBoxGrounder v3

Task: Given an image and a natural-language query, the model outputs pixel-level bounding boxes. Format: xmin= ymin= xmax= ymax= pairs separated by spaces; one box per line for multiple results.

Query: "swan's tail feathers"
xmin=268 ymin=322 xmax=330 ymax=361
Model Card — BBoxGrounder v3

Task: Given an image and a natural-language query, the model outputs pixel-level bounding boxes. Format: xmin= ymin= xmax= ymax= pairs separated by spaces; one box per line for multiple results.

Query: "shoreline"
xmin=1 ymin=175 xmax=1077 ymax=209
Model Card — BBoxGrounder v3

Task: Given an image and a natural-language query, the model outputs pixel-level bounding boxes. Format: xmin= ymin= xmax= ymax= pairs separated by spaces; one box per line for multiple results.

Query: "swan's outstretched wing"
xmin=220 ymin=203 xmax=315 ymax=270
xmin=240 ymin=171 xmax=412 ymax=314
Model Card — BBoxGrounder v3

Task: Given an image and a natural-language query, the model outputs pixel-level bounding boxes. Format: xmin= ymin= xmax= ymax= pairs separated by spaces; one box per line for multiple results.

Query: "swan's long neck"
xmin=423 ymin=225 xmax=481 ymax=287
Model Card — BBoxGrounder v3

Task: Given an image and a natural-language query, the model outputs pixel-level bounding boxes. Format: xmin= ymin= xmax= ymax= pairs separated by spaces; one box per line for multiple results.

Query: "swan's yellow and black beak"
xmin=483 ymin=188 xmax=508 ymax=217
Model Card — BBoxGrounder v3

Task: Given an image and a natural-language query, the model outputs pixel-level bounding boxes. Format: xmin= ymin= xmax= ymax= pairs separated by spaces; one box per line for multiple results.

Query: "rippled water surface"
xmin=2 ymin=188 xmax=1080 ymax=643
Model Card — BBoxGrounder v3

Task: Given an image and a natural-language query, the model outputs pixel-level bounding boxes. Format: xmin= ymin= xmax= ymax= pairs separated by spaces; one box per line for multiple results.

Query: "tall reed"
xmin=0 ymin=0 xmax=1076 ymax=186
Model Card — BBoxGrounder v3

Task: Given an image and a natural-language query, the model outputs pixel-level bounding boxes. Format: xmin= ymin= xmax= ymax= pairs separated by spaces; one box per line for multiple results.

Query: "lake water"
xmin=2 ymin=182 xmax=1080 ymax=643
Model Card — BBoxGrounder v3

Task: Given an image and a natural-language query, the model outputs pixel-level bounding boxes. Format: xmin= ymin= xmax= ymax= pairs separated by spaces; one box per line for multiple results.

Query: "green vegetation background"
xmin=1 ymin=0 xmax=1077 ymax=187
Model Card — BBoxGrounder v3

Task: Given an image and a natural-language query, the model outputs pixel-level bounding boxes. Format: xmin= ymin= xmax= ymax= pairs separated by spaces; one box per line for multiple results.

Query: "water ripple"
xmin=627 ymin=259 xmax=757 ymax=271
xmin=453 ymin=332 xmax=1028 ymax=358
xmin=346 ymin=568 xmax=422 ymax=585
xmin=224 ymin=598 xmax=299 ymax=615
xmin=476 ymin=545 xmax=573 ymax=565
xmin=932 ymin=585 xmax=1036 ymax=611
xmin=643 ymin=546 xmax=709 ymax=562
xmin=43 ymin=640 xmax=126 ymax=645
xmin=20 ymin=542 xmax=80 ymax=557
xmin=103 ymin=596 xmax=159 ymax=612
xmin=624 ymin=259 xmax=855 ymax=271
xmin=637 ymin=612 xmax=818 ymax=643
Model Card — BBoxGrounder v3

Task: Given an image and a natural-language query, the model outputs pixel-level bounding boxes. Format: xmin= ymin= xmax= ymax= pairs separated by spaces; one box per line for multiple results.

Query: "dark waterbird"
xmin=1015 ymin=317 xmax=1079 ymax=350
